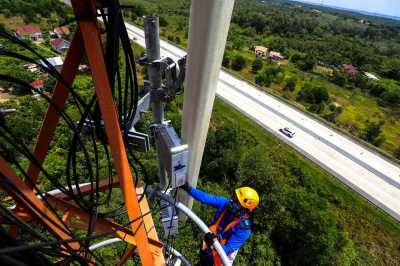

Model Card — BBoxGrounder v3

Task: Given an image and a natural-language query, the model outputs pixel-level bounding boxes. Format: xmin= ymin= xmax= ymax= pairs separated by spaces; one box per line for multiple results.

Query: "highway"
xmin=124 ymin=23 xmax=400 ymax=221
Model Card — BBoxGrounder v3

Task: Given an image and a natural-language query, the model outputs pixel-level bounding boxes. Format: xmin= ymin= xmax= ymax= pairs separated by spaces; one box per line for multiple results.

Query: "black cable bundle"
xmin=0 ymin=34 xmax=112 ymax=263
xmin=0 ymin=0 xmax=154 ymax=263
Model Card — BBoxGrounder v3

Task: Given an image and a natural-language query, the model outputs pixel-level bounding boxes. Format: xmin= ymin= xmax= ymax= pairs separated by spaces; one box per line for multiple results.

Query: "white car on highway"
xmin=279 ymin=127 xmax=295 ymax=138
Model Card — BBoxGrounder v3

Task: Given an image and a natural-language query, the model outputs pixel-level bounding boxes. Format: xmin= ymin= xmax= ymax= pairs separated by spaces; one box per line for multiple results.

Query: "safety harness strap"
xmin=206 ymin=207 xmax=243 ymax=266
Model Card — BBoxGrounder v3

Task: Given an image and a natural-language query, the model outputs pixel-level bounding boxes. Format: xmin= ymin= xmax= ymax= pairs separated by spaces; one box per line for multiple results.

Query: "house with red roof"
xmin=269 ymin=51 xmax=284 ymax=61
xmin=52 ymin=26 xmax=70 ymax=38
xmin=30 ymin=79 xmax=44 ymax=89
xmin=342 ymin=64 xmax=359 ymax=76
xmin=30 ymin=80 xmax=45 ymax=96
xmin=50 ymin=38 xmax=70 ymax=54
xmin=15 ymin=25 xmax=42 ymax=41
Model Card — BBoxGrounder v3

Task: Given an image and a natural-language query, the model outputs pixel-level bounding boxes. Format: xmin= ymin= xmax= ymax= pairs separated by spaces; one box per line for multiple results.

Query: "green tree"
xmin=381 ymin=88 xmax=400 ymax=106
xmin=394 ymin=146 xmax=400 ymax=160
xmin=222 ymin=53 xmax=230 ymax=68
xmin=284 ymin=77 xmax=297 ymax=92
xmin=361 ymin=121 xmax=385 ymax=146
xmin=231 ymin=37 xmax=245 ymax=50
xmin=264 ymin=66 xmax=284 ymax=83
xmin=159 ymin=16 xmax=169 ymax=27
xmin=1 ymin=63 xmax=35 ymax=95
xmin=255 ymin=73 xmax=272 ymax=87
xmin=290 ymin=53 xmax=303 ymax=64
xmin=291 ymin=53 xmax=316 ymax=71
xmin=254 ymin=66 xmax=284 ymax=87
xmin=251 ymin=58 xmax=263 ymax=73
xmin=300 ymin=56 xmax=316 ymax=71
xmin=297 ymin=83 xmax=330 ymax=104
xmin=323 ymin=103 xmax=343 ymax=122
xmin=132 ymin=3 xmax=146 ymax=18
xmin=236 ymin=146 xmax=281 ymax=193
xmin=237 ymin=234 xmax=281 ymax=265
xmin=3 ymin=96 xmax=47 ymax=146
xmin=249 ymin=13 xmax=267 ymax=33
xmin=269 ymin=187 xmax=356 ymax=266
xmin=381 ymin=59 xmax=400 ymax=80
xmin=130 ymin=11 xmax=138 ymax=21
xmin=231 ymin=55 xmax=246 ymax=71
xmin=368 ymin=81 xmax=386 ymax=97
xmin=331 ymin=69 xmax=347 ymax=87
xmin=201 ymin=124 xmax=241 ymax=181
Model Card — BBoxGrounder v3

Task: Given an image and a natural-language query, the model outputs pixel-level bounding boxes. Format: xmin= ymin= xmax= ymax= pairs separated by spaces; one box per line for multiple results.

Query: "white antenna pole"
xmin=179 ymin=0 xmax=235 ymax=211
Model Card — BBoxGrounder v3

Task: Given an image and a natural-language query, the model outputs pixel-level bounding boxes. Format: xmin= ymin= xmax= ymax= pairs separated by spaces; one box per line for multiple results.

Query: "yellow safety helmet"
xmin=235 ymin=187 xmax=259 ymax=212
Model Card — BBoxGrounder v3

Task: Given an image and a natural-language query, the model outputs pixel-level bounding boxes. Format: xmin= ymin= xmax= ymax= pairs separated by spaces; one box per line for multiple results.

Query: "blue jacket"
xmin=188 ymin=187 xmax=252 ymax=255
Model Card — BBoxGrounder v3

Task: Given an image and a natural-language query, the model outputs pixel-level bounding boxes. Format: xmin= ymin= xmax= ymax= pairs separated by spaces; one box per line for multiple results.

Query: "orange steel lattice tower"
xmin=0 ymin=0 xmax=165 ymax=265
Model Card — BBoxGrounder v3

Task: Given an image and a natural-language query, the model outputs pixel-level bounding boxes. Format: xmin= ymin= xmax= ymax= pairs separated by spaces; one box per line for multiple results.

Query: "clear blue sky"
xmin=292 ymin=0 xmax=400 ymax=17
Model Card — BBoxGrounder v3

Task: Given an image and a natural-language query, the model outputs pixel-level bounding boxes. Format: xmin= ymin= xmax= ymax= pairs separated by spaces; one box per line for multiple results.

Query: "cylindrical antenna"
xmin=179 ymin=0 xmax=235 ymax=211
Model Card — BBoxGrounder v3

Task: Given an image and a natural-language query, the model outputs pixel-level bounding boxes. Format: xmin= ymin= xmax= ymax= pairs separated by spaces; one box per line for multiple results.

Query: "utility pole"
xmin=179 ymin=0 xmax=235 ymax=214
xmin=142 ymin=16 xmax=188 ymax=236
xmin=143 ymin=16 xmax=167 ymax=188
xmin=144 ymin=16 xmax=163 ymax=124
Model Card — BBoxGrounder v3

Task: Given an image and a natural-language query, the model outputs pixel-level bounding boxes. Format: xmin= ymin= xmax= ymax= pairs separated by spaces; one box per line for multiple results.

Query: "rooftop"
xmin=342 ymin=64 xmax=359 ymax=75
xmin=364 ymin=72 xmax=379 ymax=80
xmin=30 ymin=79 xmax=45 ymax=88
xmin=54 ymin=26 xmax=70 ymax=35
xmin=40 ymin=57 xmax=64 ymax=68
xmin=16 ymin=25 xmax=41 ymax=35
xmin=254 ymin=46 xmax=268 ymax=53
xmin=269 ymin=51 xmax=284 ymax=59
xmin=50 ymin=38 xmax=69 ymax=48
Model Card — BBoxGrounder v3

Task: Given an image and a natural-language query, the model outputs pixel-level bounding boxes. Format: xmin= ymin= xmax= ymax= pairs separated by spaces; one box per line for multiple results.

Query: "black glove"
xmin=204 ymin=232 xmax=217 ymax=247
xmin=181 ymin=182 xmax=191 ymax=192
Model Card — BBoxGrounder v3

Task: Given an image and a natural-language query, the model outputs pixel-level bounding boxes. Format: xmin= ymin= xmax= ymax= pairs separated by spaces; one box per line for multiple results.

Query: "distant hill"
xmin=349 ymin=9 xmax=400 ymax=21
xmin=286 ymin=0 xmax=400 ymax=21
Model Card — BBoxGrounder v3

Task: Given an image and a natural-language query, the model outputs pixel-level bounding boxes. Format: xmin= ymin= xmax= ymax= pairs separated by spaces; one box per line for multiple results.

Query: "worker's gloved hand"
xmin=204 ymin=232 xmax=217 ymax=247
xmin=181 ymin=182 xmax=191 ymax=192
